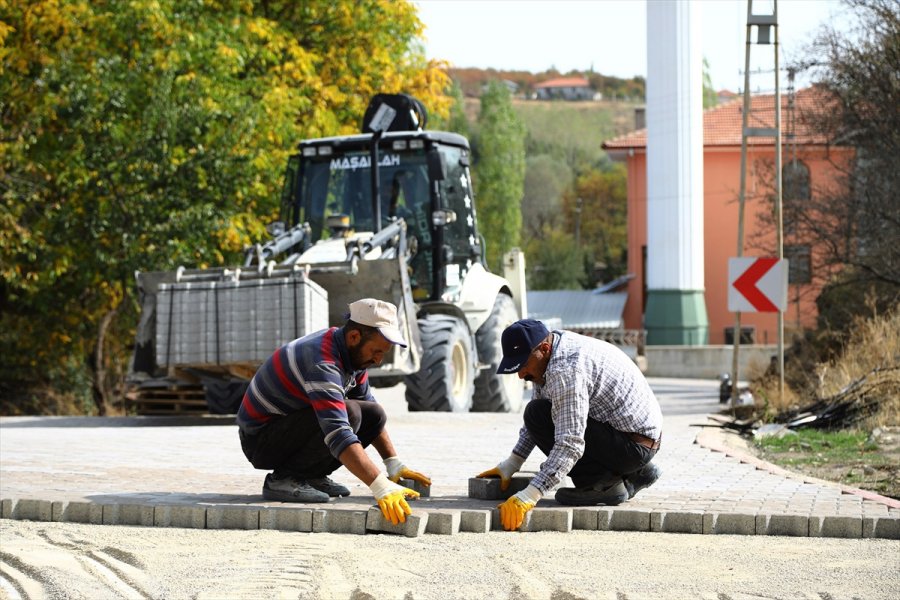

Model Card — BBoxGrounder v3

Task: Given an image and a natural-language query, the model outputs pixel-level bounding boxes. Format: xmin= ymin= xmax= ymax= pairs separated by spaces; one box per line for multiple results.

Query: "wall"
xmin=644 ymin=345 xmax=777 ymax=379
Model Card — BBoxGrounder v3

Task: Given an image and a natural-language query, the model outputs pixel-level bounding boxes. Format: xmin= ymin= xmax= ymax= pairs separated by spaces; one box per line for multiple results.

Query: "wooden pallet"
xmin=127 ymin=385 xmax=209 ymax=416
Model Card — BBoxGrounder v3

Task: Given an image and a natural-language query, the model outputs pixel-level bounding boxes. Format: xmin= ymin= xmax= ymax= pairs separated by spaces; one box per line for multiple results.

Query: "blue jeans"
xmin=524 ymin=398 xmax=657 ymax=488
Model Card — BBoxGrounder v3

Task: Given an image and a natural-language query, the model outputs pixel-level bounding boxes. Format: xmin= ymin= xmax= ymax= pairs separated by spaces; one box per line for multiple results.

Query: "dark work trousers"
xmin=239 ymin=399 xmax=386 ymax=480
xmin=524 ymin=398 xmax=658 ymax=488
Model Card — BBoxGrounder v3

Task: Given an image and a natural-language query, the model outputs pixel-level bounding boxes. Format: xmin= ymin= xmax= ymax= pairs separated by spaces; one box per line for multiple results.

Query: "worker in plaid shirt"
xmin=477 ymin=319 xmax=663 ymax=531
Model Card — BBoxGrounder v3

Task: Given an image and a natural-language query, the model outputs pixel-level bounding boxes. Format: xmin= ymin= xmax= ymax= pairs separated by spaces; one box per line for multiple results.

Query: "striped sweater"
xmin=236 ymin=327 xmax=375 ymax=458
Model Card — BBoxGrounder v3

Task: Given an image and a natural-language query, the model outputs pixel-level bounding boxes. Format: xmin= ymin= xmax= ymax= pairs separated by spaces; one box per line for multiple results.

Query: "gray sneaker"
xmin=308 ymin=476 xmax=351 ymax=497
xmin=624 ymin=463 xmax=661 ymax=499
xmin=555 ymin=480 xmax=628 ymax=506
xmin=263 ymin=473 xmax=330 ymax=503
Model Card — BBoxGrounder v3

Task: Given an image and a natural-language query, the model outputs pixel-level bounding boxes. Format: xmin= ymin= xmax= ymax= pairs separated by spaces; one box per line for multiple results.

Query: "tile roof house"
xmin=716 ymin=89 xmax=739 ymax=105
xmin=603 ymin=86 xmax=851 ymax=345
xmin=533 ymin=76 xmax=596 ymax=101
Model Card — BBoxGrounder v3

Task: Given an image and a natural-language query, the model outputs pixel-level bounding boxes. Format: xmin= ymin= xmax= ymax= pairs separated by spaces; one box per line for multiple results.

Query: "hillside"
xmin=449 ymin=67 xmax=645 ymax=102
xmin=463 ymin=97 xmax=642 ymax=166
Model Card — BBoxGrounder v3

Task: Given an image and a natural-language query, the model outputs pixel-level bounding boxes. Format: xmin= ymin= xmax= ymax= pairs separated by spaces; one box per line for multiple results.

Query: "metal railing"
xmin=570 ymin=328 xmax=647 ymax=355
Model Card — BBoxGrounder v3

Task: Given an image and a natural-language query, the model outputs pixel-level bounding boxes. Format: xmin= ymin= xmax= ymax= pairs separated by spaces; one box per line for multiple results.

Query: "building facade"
xmin=603 ymin=87 xmax=851 ymax=345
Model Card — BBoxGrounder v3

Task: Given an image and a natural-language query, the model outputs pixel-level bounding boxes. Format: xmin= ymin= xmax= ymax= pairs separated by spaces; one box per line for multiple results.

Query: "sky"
xmin=415 ymin=0 xmax=850 ymax=94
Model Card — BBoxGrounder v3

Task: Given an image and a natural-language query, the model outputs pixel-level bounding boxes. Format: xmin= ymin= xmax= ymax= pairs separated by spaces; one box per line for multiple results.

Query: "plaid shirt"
xmin=512 ymin=330 xmax=662 ymax=494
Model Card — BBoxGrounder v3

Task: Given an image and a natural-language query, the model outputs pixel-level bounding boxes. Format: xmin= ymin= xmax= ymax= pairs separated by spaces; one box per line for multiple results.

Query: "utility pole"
xmin=574 ymin=197 xmax=583 ymax=248
xmin=732 ymin=0 xmax=784 ymax=405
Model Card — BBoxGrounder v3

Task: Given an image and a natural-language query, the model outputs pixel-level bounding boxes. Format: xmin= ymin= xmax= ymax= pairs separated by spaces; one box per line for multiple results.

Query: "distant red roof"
xmin=535 ymin=77 xmax=591 ymax=89
xmin=603 ymin=86 xmax=834 ymax=150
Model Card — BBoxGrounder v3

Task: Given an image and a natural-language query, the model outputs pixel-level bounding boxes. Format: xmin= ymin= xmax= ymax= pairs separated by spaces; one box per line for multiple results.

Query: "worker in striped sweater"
xmin=237 ymin=298 xmax=428 ymax=525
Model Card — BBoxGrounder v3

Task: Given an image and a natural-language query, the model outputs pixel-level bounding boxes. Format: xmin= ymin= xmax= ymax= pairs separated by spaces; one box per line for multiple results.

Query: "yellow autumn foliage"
xmin=2 ymin=0 xmax=452 ymax=412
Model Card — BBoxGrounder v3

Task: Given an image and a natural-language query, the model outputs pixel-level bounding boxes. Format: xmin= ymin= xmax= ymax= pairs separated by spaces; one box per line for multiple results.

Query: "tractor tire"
xmin=369 ymin=375 xmax=403 ymax=388
xmin=404 ymin=314 xmax=474 ymax=412
xmin=472 ymin=294 xmax=525 ymax=412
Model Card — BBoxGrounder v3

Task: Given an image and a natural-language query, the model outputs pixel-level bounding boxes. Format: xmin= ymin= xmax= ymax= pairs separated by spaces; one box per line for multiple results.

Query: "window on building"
xmin=783 ymin=160 xmax=810 ymax=235
xmin=724 ymin=326 xmax=755 ymax=345
xmin=783 ymin=160 xmax=810 ymax=200
xmin=785 ymin=245 xmax=812 ymax=284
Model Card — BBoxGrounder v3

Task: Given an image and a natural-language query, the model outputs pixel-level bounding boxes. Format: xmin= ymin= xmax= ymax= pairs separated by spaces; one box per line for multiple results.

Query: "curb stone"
xmin=1 ymin=498 xmax=897 ymax=539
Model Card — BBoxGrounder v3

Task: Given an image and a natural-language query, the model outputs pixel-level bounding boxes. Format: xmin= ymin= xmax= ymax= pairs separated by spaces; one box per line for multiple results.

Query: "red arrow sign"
xmin=728 ymin=257 xmax=787 ymax=313
xmin=733 ymin=257 xmax=780 ymax=311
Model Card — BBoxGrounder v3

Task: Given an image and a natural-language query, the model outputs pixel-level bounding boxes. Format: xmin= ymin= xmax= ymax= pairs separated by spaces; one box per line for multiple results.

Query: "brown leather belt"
xmin=628 ymin=431 xmax=661 ymax=450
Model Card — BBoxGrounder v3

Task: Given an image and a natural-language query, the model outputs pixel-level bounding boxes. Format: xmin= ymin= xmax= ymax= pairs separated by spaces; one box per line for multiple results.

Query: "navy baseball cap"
xmin=497 ymin=319 xmax=550 ymax=374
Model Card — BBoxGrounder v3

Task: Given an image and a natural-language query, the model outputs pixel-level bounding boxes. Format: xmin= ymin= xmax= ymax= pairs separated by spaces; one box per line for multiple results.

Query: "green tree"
xmin=562 ymin=164 xmax=628 ymax=285
xmin=251 ymin=0 xmax=452 ymax=134
xmin=521 ymin=154 xmax=571 ymax=238
xmin=702 ymin=58 xmax=718 ymax=109
xmin=472 ymin=80 xmax=526 ymax=271
xmin=523 ymin=226 xmax=586 ymax=290
xmin=431 ymin=79 xmax=469 ymax=138
xmin=0 ymin=0 xmax=450 ymax=414
xmin=515 ymin=101 xmax=626 ymax=174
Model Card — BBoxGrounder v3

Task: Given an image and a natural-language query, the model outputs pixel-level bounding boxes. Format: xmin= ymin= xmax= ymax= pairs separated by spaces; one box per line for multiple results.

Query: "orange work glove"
xmin=475 ymin=453 xmax=526 ymax=491
xmin=368 ymin=473 xmax=419 ymax=525
xmin=384 ymin=456 xmax=432 ymax=487
xmin=497 ymin=484 xmax=542 ymax=531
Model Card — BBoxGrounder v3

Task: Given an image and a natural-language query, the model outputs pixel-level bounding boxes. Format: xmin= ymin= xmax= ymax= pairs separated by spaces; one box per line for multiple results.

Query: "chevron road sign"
xmin=728 ymin=257 xmax=788 ymax=312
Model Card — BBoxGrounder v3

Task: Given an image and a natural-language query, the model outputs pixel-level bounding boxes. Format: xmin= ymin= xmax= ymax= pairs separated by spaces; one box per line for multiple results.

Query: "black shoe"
xmin=262 ymin=473 xmax=330 ymax=503
xmin=307 ymin=476 xmax=350 ymax=497
xmin=624 ymin=463 xmax=661 ymax=499
xmin=555 ymin=480 xmax=628 ymax=506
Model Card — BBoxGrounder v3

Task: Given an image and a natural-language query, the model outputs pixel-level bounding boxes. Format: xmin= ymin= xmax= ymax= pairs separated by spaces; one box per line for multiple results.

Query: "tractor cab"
xmin=278 ymin=130 xmax=482 ymax=303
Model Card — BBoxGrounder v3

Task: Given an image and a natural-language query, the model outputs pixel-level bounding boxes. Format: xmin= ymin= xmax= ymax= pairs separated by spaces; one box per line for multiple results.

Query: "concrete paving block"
xmin=365 ymin=507 xmax=427 ymax=538
xmin=608 ymin=509 xmax=651 ymax=532
xmin=572 ymin=508 xmax=600 ymax=530
xmin=468 ymin=475 xmax=530 ymax=500
xmin=524 ymin=508 xmax=572 ymax=532
xmin=259 ymin=507 xmax=313 ymax=532
xmin=809 ymin=515 xmax=862 ymax=539
xmin=399 ymin=478 xmax=430 ymax=498
xmin=311 ymin=510 xmax=328 ymax=533
xmin=757 ymin=514 xmax=809 ymax=537
xmin=103 ymin=503 xmax=154 ymax=527
xmin=703 ymin=513 xmax=757 ymax=535
xmin=490 ymin=508 xmax=533 ymax=532
xmin=651 ymin=511 xmax=703 ymax=534
xmin=154 ymin=505 xmax=207 ymax=529
xmin=596 ymin=508 xmax=613 ymax=531
xmin=424 ymin=510 xmax=460 ymax=535
xmin=863 ymin=516 xmax=900 ymax=540
xmin=10 ymin=499 xmax=52 ymax=522
xmin=52 ymin=501 xmax=103 ymax=524
xmin=207 ymin=506 xmax=259 ymax=530
xmin=312 ymin=508 xmax=367 ymax=534
xmin=459 ymin=510 xmax=491 ymax=533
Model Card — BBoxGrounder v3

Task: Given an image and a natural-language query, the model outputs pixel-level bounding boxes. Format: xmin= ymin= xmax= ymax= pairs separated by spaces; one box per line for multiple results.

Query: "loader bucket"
xmin=307 ymin=253 xmax=422 ymax=376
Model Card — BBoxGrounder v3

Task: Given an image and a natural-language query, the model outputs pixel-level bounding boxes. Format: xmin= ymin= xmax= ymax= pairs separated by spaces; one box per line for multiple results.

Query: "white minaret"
xmin=644 ymin=0 xmax=709 ymax=345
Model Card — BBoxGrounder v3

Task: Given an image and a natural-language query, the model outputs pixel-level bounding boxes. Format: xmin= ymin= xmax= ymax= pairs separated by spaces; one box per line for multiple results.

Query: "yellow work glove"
xmin=384 ymin=456 xmax=432 ymax=487
xmin=497 ymin=484 xmax=542 ymax=531
xmin=368 ymin=473 xmax=419 ymax=525
xmin=476 ymin=453 xmax=526 ymax=491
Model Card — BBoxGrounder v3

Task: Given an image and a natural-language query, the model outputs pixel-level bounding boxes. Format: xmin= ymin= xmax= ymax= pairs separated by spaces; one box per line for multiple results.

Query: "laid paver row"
xmin=3 ymin=497 xmax=898 ymax=539
xmin=4 ymin=383 xmax=899 ymax=540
